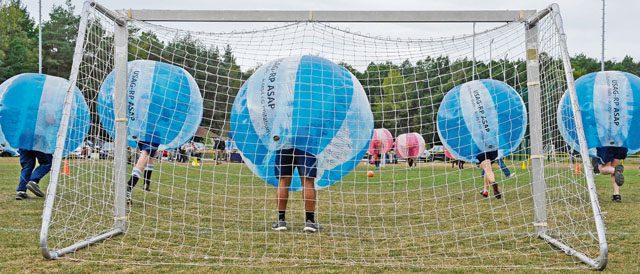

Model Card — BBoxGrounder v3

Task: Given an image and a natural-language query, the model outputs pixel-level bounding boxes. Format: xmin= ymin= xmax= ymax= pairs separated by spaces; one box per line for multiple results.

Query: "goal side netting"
xmin=39 ymin=2 xmax=607 ymax=270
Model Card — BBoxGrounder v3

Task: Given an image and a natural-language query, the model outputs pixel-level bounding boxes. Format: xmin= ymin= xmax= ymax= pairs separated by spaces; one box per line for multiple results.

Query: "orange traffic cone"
xmin=573 ymin=162 xmax=581 ymax=175
xmin=62 ymin=159 xmax=70 ymax=176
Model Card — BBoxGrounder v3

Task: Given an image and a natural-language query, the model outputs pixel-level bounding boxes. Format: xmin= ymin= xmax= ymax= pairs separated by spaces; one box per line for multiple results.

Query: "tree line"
xmin=2 ymin=0 xmax=639 ymax=149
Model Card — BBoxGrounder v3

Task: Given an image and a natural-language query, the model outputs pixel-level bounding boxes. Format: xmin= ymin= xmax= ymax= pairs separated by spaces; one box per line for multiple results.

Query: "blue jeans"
xmin=17 ymin=149 xmax=53 ymax=192
xmin=481 ymin=159 xmax=511 ymax=178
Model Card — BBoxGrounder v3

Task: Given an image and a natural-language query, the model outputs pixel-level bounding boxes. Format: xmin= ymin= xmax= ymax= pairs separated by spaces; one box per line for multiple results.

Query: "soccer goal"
xmin=40 ymin=1 xmax=608 ymax=270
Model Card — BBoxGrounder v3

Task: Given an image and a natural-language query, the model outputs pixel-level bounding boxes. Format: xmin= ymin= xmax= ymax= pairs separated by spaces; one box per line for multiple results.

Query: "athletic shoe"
xmin=271 ymin=220 xmax=287 ymax=231
xmin=492 ymin=183 xmax=502 ymax=199
xmin=613 ymin=165 xmax=624 ymax=186
xmin=27 ymin=181 xmax=44 ymax=197
xmin=303 ymin=221 xmax=323 ymax=233
xmin=480 ymin=190 xmax=489 ymax=198
xmin=612 ymin=194 xmax=622 ymax=203
xmin=15 ymin=191 xmax=29 ymax=200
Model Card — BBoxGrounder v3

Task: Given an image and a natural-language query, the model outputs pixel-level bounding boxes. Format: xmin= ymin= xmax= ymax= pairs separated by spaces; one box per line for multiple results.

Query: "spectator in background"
xmin=177 ymin=144 xmax=187 ymax=163
xmin=445 ymin=148 xmax=464 ymax=170
xmin=185 ymin=141 xmax=195 ymax=162
xmin=225 ymin=137 xmax=232 ymax=160
xmin=216 ymin=137 xmax=226 ymax=164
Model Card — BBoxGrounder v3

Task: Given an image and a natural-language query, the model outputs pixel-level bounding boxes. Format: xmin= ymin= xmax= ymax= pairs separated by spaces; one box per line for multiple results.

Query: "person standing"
xmin=16 ymin=149 xmax=52 ymax=200
xmin=445 ymin=148 xmax=464 ymax=170
xmin=271 ymin=135 xmax=322 ymax=233
xmin=126 ymin=141 xmax=159 ymax=204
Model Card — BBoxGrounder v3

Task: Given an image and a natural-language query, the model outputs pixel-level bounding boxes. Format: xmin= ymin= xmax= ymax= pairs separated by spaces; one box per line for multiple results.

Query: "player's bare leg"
xmin=272 ymin=176 xmax=292 ymax=231
xmin=480 ymin=160 xmax=501 ymax=199
xmin=302 ymin=177 xmax=321 ymax=232
xmin=277 ymin=176 xmax=292 ymax=212
xmin=302 ymin=177 xmax=315 ymax=214
xmin=134 ymin=151 xmax=151 ymax=173
xmin=598 ymin=162 xmax=613 ymax=175
xmin=127 ymin=151 xmax=152 ymax=204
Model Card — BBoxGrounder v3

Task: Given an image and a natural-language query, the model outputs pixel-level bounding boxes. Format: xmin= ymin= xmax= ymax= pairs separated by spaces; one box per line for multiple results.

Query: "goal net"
xmin=40 ymin=2 xmax=607 ymax=270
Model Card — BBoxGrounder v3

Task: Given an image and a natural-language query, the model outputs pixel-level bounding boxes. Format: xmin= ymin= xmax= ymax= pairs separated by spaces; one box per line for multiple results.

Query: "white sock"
xmin=132 ymin=168 xmax=142 ymax=178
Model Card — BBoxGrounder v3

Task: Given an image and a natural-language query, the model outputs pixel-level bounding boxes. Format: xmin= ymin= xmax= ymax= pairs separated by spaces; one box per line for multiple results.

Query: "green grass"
xmin=0 ymin=156 xmax=638 ymax=273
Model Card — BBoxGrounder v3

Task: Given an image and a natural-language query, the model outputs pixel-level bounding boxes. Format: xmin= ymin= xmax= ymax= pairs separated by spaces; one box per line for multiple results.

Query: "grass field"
xmin=0 ymin=156 xmax=638 ymax=273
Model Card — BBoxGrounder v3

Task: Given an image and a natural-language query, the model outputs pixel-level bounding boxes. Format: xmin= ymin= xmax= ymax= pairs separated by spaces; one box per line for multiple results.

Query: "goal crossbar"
xmin=117 ymin=9 xmax=537 ymax=23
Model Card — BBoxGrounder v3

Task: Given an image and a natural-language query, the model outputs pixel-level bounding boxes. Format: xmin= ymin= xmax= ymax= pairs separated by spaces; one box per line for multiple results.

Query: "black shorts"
xmin=596 ymin=146 xmax=628 ymax=165
xmin=476 ymin=150 xmax=498 ymax=163
xmin=274 ymin=148 xmax=317 ymax=178
xmin=138 ymin=141 xmax=160 ymax=157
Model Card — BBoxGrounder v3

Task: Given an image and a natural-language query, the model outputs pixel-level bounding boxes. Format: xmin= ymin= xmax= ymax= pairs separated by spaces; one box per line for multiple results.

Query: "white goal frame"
xmin=39 ymin=1 xmax=608 ymax=270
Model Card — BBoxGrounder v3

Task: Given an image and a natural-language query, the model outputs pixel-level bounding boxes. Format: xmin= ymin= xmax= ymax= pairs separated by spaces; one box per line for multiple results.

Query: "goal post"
xmin=542 ymin=4 xmax=608 ymax=269
xmin=525 ymin=19 xmax=548 ymax=237
xmin=39 ymin=1 xmax=608 ymax=270
xmin=39 ymin=1 xmax=128 ymax=259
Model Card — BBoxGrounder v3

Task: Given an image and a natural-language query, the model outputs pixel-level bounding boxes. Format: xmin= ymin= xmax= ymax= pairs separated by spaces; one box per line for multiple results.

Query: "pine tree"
xmin=41 ymin=0 xmax=79 ymax=78
xmin=0 ymin=0 xmax=38 ymax=82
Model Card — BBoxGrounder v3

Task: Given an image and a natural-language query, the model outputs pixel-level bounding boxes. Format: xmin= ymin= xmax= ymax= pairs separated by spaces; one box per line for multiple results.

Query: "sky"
xmin=18 ymin=0 xmax=640 ymax=62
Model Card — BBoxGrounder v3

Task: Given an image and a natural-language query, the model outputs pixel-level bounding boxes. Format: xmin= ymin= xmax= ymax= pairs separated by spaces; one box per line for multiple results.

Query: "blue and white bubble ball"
xmin=0 ymin=73 xmax=90 ymax=155
xmin=437 ymin=79 xmax=527 ymax=163
xmin=558 ymin=71 xmax=640 ymax=156
xmin=230 ymin=55 xmax=374 ymax=191
xmin=98 ymin=60 xmax=203 ymax=150
xmin=0 ymin=127 xmax=13 ymax=154
xmin=0 ymin=116 xmax=14 ymax=154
